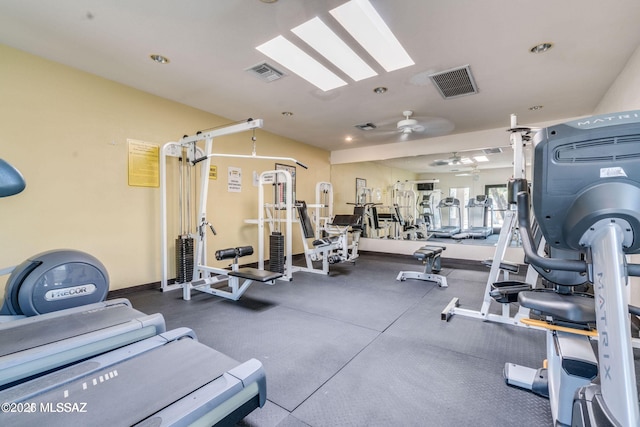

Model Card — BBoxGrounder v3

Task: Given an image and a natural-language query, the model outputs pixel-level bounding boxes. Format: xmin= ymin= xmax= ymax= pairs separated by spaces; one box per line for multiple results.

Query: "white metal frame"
xmin=313 ymin=182 xmax=333 ymax=240
xmin=255 ymin=170 xmax=294 ymax=280
xmin=161 ymin=119 xmax=289 ymax=298
xmin=441 ymin=114 xmax=542 ymax=327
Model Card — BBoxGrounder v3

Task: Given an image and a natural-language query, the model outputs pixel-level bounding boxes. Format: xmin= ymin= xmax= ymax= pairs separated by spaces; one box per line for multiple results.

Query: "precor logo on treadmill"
xmin=44 ymin=284 xmax=97 ymax=301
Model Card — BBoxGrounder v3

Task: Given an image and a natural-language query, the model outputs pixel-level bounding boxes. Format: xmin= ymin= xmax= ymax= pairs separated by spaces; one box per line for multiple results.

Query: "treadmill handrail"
xmin=517 ymin=192 xmax=640 ymax=277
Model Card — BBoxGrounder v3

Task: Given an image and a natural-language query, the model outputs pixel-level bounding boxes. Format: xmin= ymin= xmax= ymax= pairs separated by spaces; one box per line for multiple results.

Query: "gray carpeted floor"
xmin=124 ymin=252 xmax=577 ymax=426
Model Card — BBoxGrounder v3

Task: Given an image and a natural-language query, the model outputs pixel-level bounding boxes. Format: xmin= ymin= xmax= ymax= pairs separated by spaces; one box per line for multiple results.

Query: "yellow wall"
xmin=0 ymin=44 xmax=330 ymax=291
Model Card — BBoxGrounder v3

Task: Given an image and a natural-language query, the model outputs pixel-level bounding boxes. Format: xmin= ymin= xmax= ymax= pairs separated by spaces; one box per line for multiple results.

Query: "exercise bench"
xmin=187 ymin=246 xmax=283 ymax=301
xmin=396 ymin=245 xmax=448 ymax=287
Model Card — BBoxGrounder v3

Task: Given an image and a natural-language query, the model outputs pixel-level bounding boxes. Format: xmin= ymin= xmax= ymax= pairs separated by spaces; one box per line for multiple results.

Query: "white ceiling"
xmin=1 ymin=0 xmax=639 ymax=173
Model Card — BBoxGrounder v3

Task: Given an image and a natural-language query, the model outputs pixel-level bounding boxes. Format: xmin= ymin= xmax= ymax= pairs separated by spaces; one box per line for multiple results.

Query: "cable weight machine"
xmin=160 ymin=119 xmax=308 ymax=300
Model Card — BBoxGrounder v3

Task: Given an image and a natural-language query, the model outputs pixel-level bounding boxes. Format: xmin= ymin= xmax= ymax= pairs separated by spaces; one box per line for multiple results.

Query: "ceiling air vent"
xmin=483 ymin=147 xmax=503 ymax=155
xmin=246 ymin=62 xmax=285 ymax=82
xmin=429 ymin=65 xmax=478 ymax=99
xmin=355 ymin=123 xmax=377 ymax=130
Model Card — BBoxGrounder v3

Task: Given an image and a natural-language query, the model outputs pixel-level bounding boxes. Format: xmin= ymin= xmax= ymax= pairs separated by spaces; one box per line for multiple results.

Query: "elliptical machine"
xmin=504 ymin=111 xmax=640 ymax=426
xmin=0 ymin=159 xmax=109 ymax=320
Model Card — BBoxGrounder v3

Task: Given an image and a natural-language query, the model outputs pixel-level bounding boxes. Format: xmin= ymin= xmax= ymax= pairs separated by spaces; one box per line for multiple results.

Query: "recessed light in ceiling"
xmin=345 ymin=136 xmax=353 ymax=142
xmin=373 ymin=87 xmax=387 ymax=94
xmin=150 ymin=54 xmax=170 ymax=64
xmin=281 ymin=111 xmax=294 ymax=116
xmin=530 ymin=42 xmax=553 ymax=54
xmin=529 ymin=105 xmax=543 ymax=110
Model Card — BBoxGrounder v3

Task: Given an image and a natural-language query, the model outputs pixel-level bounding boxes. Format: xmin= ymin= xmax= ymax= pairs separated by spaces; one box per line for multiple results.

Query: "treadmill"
xmin=0 ymin=328 xmax=267 ymax=426
xmin=455 ymin=195 xmax=493 ymax=239
xmin=0 ymin=298 xmax=165 ymax=389
xmin=431 ymin=197 xmax=461 ymax=238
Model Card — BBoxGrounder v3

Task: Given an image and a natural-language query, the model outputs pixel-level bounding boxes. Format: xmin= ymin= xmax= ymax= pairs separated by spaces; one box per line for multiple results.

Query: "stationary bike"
xmin=0 ymin=159 xmax=109 ymax=320
xmin=503 ymin=111 xmax=640 ymax=426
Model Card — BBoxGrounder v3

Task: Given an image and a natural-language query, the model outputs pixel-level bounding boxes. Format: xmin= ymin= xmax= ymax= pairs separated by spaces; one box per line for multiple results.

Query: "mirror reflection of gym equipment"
xmin=452 ymin=195 xmax=493 ymax=240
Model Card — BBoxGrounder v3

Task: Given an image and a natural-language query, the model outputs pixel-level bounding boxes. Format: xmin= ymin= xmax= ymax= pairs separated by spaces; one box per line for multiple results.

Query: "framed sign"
xmin=355 ymin=177 xmax=366 ymax=202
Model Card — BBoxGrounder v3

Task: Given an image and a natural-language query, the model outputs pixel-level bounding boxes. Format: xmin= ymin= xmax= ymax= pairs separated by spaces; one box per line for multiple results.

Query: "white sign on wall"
xmin=228 ymin=166 xmax=242 ymax=192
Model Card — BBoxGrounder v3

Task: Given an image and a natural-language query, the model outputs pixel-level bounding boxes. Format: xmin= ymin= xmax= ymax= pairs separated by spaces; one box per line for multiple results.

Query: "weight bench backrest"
xmin=331 ymin=214 xmax=361 ymax=227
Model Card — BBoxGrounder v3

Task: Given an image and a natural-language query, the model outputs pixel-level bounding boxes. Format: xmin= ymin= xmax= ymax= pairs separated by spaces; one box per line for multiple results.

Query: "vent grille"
xmin=246 ymin=62 xmax=285 ymax=82
xmin=554 ymin=136 xmax=640 ymax=163
xmin=429 ymin=65 xmax=478 ymax=99
xmin=483 ymin=147 xmax=503 ymax=155
xmin=354 ymin=123 xmax=377 ymax=131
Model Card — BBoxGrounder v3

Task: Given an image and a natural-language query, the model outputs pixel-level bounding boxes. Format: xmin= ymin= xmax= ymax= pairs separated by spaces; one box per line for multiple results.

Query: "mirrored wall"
xmin=329 ymin=147 xmax=531 ymax=245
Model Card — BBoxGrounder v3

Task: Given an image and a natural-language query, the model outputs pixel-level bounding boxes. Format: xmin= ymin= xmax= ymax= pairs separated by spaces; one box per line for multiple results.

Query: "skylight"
xmin=330 ymin=0 xmax=414 ymax=72
xmin=255 ymin=0 xmax=413 ymax=90
xmin=292 ymin=17 xmax=377 ymax=82
xmin=256 ymin=36 xmax=348 ymax=91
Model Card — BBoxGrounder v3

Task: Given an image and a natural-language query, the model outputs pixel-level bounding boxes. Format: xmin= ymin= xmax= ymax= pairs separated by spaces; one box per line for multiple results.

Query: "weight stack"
xmin=175 ymin=236 xmax=194 ymax=284
xmin=269 ymin=232 xmax=285 ymax=273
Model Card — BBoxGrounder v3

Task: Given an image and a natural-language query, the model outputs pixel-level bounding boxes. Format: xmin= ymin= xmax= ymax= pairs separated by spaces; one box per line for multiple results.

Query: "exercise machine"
xmin=1 ymin=160 xmax=109 ymax=320
xmin=431 ymin=197 xmax=462 ymax=238
xmin=0 ymin=327 xmax=267 ymax=426
xmin=442 ymin=115 xmax=541 ymax=326
xmin=0 ymin=158 xmax=25 ymax=197
xmin=313 ymin=182 xmax=333 ymax=240
xmin=160 ymin=119 xmax=306 ymax=299
xmin=453 ymin=195 xmax=493 ymax=239
xmin=2 ymin=159 xmax=267 ymax=423
xmin=296 ymin=199 xmax=358 ymax=274
xmin=504 ymin=111 xmax=640 ymax=426
xmin=1 ymin=250 xmax=109 ymax=320
xmin=321 ymin=213 xmax=362 ymax=264
xmin=0 ymin=298 xmax=165 ymax=389
xmin=397 ymin=245 xmax=448 ymax=288
xmin=189 ymin=245 xmax=282 ymax=301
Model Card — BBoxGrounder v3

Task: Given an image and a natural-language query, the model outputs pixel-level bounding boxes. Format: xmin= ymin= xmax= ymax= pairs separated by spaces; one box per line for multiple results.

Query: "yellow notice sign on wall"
xmin=128 ymin=139 xmax=159 ymax=187
xmin=209 ymin=165 xmax=217 ymax=180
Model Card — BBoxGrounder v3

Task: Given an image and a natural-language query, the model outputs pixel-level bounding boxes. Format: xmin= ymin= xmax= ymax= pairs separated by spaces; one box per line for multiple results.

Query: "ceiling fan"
xmin=396 ymin=110 xmax=425 ymax=135
xmin=430 ymin=152 xmax=462 ymax=167
xmin=356 ymin=111 xmax=454 ymax=142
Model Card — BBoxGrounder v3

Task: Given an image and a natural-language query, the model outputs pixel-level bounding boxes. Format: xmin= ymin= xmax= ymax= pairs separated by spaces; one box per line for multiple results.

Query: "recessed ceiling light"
xmin=345 ymin=136 xmax=353 ymax=142
xmin=281 ymin=111 xmax=294 ymax=116
xmin=529 ymin=105 xmax=543 ymax=111
xmin=474 ymin=155 xmax=489 ymax=162
xmin=150 ymin=54 xmax=170 ymax=64
xmin=256 ymin=35 xmax=347 ymax=91
xmin=373 ymin=87 xmax=387 ymax=94
xmin=292 ymin=17 xmax=377 ymax=82
xmin=330 ymin=0 xmax=414 ymax=72
xmin=529 ymin=42 xmax=553 ymax=54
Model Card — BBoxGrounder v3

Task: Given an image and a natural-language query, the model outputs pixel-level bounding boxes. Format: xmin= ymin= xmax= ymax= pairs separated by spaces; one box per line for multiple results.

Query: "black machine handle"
xmin=517 ymin=191 xmax=640 ymax=276
xmin=517 ymin=192 xmax=588 ymax=274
